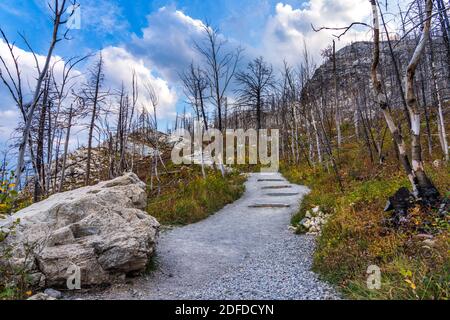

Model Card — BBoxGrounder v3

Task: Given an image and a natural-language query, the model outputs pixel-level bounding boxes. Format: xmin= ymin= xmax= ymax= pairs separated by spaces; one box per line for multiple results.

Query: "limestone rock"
xmin=299 ymin=206 xmax=331 ymax=235
xmin=0 ymin=173 xmax=159 ymax=288
xmin=44 ymin=288 xmax=62 ymax=299
xmin=27 ymin=293 xmax=57 ymax=300
xmin=432 ymin=159 xmax=442 ymax=168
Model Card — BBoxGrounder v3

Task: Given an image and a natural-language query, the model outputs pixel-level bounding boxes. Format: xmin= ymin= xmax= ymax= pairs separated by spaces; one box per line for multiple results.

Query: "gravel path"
xmin=73 ymin=172 xmax=339 ymax=300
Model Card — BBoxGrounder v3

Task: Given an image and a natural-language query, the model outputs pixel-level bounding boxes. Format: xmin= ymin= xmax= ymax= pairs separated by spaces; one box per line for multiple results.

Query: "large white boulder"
xmin=0 ymin=173 xmax=159 ymax=288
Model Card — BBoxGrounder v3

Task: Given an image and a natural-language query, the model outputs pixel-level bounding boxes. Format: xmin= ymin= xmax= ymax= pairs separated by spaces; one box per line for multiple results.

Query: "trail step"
xmin=266 ymin=193 xmax=299 ymax=197
xmin=261 ymin=185 xmax=292 ymax=189
xmin=248 ymin=204 xmax=291 ymax=208
xmin=257 ymin=179 xmax=285 ymax=182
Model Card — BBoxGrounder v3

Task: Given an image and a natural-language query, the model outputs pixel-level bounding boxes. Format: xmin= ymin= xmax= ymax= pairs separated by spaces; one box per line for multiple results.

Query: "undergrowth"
xmin=281 ymin=141 xmax=449 ymax=300
xmin=147 ymin=167 xmax=246 ymax=225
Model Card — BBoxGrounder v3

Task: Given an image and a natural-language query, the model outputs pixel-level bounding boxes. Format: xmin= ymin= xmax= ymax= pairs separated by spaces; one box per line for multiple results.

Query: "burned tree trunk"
xmin=404 ymin=0 xmax=440 ymax=202
xmin=370 ymin=0 xmax=439 ymax=203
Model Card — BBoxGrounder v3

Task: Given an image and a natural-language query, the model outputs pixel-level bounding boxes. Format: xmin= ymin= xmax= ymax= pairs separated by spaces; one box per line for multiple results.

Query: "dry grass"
xmin=147 ymin=167 xmax=246 ymax=225
xmin=282 ymin=141 xmax=449 ymax=300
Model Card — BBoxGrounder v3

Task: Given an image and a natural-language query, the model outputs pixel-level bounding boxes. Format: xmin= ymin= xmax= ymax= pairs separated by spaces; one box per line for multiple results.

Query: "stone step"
xmin=265 ymin=193 xmax=299 ymax=197
xmin=257 ymin=179 xmax=285 ymax=182
xmin=261 ymin=185 xmax=292 ymax=189
xmin=248 ymin=204 xmax=291 ymax=208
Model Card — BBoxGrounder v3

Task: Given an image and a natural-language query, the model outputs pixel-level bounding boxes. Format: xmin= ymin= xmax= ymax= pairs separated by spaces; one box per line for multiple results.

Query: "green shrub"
xmin=148 ymin=172 xmax=245 ymax=225
xmin=0 ymin=219 xmax=34 ymax=300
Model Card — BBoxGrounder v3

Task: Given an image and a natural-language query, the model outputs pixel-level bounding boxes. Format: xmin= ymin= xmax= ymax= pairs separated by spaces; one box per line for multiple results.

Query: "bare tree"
xmin=181 ymin=63 xmax=210 ymax=130
xmin=235 ymin=56 xmax=275 ymax=131
xmin=370 ymin=0 xmax=439 ymax=201
xmin=404 ymin=0 xmax=439 ymax=200
xmin=144 ymin=81 xmax=164 ymax=192
xmin=180 ymin=63 xmax=210 ymax=178
xmin=194 ymin=23 xmax=242 ymax=132
xmin=58 ymin=100 xmax=75 ymax=192
xmin=81 ymin=53 xmax=108 ymax=186
xmin=0 ymin=0 xmax=78 ymax=190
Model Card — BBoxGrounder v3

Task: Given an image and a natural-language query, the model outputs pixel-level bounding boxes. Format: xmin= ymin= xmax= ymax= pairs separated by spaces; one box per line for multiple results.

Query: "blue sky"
xmin=0 ymin=0 xmax=375 ymax=146
xmin=0 ymin=0 xmax=303 ymax=57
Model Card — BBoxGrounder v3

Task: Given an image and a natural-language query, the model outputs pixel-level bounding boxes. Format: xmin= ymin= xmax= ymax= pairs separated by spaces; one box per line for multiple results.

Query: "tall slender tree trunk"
xmin=59 ymin=104 xmax=73 ymax=192
xmin=428 ymin=37 xmax=449 ymax=161
xmin=405 ymin=0 xmax=440 ymax=200
xmin=370 ymin=0 xmax=418 ymax=195
xmin=15 ymin=2 xmax=65 ymax=190
xmin=86 ymin=55 xmax=103 ymax=186
xmin=332 ymin=41 xmax=342 ymax=149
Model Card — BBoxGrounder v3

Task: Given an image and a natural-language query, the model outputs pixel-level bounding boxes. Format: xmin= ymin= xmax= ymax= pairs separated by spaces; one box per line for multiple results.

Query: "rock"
xmin=27 ymin=293 xmax=57 ymax=300
xmin=299 ymin=206 xmax=331 ymax=235
xmin=0 ymin=227 xmax=10 ymax=234
xmin=438 ymin=198 xmax=449 ymax=217
xmin=413 ymin=233 xmax=433 ymax=240
xmin=384 ymin=187 xmax=414 ymax=213
xmin=432 ymin=159 xmax=442 ymax=168
xmin=44 ymin=288 xmax=62 ymax=299
xmin=384 ymin=187 xmax=416 ymax=227
xmin=0 ymin=173 xmax=160 ymax=288
xmin=29 ymin=273 xmax=46 ymax=287
xmin=422 ymin=239 xmax=436 ymax=247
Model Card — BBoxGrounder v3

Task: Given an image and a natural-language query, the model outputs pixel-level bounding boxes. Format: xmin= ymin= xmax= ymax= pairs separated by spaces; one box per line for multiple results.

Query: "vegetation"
xmin=0 ymin=168 xmax=32 ymax=216
xmin=147 ymin=167 xmax=246 ymax=225
xmin=0 ymin=167 xmax=33 ymax=299
xmin=282 ymin=139 xmax=449 ymax=300
xmin=0 ymin=170 xmax=17 ymax=215
xmin=0 ymin=218 xmax=35 ymax=300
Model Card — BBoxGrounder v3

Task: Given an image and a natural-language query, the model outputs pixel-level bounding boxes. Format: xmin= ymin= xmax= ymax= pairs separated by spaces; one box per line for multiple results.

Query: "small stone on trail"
xmin=27 ymin=293 xmax=57 ymax=300
xmin=44 ymin=288 xmax=62 ymax=299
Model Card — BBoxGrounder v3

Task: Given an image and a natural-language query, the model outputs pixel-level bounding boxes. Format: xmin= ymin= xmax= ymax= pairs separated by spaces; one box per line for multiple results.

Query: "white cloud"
xmin=0 ymin=38 xmax=177 ymax=143
xmin=0 ymin=39 xmax=69 ymax=141
xmin=127 ymin=2 xmax=374 ymax=79
xmin=129 ymin=6 xmax=206 ymax=83
xmin=0 ymin=109 xmax=20 ymax=142
xmin=0 ymin=39 xmax=58 ymax=102
xmin=100 ymin=46 xmax=178 ymax=119
xmin=261 ymin=1 xmax=372 ymax=67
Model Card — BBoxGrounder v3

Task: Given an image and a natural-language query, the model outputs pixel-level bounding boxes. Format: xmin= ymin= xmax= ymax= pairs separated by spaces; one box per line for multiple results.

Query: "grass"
xmin=147 ymin=168 xmax=246 ymax=225
xmin=145 ymin=253 xmax=160 ymax=274
xmin=281 ymin=141 xmax=449 ymax=300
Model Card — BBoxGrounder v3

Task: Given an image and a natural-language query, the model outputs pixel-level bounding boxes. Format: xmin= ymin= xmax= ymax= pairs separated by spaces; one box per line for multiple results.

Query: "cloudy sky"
xmin=0 ymin=0 xmax=384 ymax=145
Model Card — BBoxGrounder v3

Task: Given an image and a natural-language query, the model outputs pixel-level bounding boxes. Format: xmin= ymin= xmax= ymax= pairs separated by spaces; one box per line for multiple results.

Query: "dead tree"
xmin=370 ymin=0 xmax=439 ymax=202
xmin=144 ymin=82 xmax=164 ymax=192
xmin=332 ymin=40 xmax=342 ymax=149
xmin=404 ymin=0 xmax=440 ymax=200
xmin=9 ymin=0 xmax=77 ymax=190
xmin=234 ymin=56 xmax=275 ymax=131
xmin=58 ymin=99 xmax=76 ymax=192
xmin=180 ymin=63 xmax=210 ymax=178
xmin=194 ymin=23 xmax=242 ymax=132
xmin=82 ymin=53 xmax=107 ymax=186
